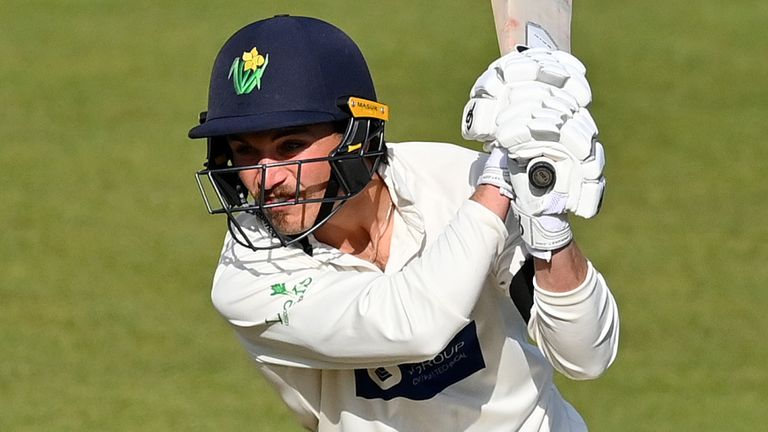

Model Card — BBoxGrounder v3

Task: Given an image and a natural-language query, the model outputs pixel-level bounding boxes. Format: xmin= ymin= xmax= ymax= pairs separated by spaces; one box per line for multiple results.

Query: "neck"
xmin=314 ymin=175 xmax=395 ymax=270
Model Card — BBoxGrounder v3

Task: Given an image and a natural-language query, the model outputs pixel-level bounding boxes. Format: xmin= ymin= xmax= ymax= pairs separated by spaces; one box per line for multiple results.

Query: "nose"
xmin=239 ymin=157 xmax=288 ymax=199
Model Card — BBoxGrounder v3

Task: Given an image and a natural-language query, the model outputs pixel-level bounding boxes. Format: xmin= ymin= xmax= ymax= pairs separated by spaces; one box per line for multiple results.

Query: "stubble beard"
xmin=265 ymin=204 xmax=318 ymax=235
xmin=262 ymin=185 xmax=325 ymax=235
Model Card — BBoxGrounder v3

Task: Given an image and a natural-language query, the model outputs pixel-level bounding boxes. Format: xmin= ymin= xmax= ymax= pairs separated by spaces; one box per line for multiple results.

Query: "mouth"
xmin=249 ymin=189 xmax=294 ymax=205
xmin=264 ymin=195 xmax=295 ymax=204
xmin=259 ymin=195 xmax=301 ymax=210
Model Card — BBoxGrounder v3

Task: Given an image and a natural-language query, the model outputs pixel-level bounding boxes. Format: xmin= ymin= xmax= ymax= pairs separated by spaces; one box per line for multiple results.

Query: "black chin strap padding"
xmin=314 ymin=176 xmax=340 ymax=230
xmin=287 ymin=174 xmax=340 ymax=256
xmin=298 ymin=237 xmax=313 ymax=256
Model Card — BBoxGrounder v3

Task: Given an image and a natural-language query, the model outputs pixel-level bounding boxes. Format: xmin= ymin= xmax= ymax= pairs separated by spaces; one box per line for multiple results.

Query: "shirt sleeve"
xmin=212 ymin=200 xmax=508 ymax=369
xmin=527 ymin=261 xmax=620 ymax=380
xmin=257 ymin=364 xmax=320 ymax=430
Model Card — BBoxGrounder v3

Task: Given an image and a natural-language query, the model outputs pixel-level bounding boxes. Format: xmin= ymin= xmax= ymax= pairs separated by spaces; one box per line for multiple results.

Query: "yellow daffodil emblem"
xmin=242 ymin=48 xmax=266 ymax=72
xmin=228 ymin=46 xmax=269 ymax=95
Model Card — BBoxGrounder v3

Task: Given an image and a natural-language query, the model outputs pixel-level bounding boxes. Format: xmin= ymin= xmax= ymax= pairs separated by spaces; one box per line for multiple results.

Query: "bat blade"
xmin=490 ymin=0 xmax=573 ymax=55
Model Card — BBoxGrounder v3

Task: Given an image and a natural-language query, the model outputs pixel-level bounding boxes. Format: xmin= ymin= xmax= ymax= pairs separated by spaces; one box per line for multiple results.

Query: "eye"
xmin=278 ymin=140 xmax=310 ymax=157
xmin=229 ymin=142 xmax=247 ymax=154
xmin=229 ymin=142 xmax=259 ymax=166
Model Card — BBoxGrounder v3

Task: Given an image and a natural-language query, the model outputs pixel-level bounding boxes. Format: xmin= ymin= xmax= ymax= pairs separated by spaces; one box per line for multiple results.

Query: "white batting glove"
xmin=499 ymin=105 xmax=606 ymax=218
xmin=461 ymin=47 xmax=605 ymax=258
xmin=461 ymin=46 xmax=591 ymax=143
xmin=503 ymin=107 xmax=605 ymax=259
xmin=477 ymin=145 xmax=572 ymax=258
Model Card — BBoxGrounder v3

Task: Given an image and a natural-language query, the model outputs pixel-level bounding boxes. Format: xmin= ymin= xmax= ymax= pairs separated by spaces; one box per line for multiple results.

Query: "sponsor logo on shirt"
xmin=354 ymin=321 xmax=485 ymax=400
xmin=264 ymin=277 xmax=313 ymax=325
xmin=368 ymin=366 xmax=402 ymax=391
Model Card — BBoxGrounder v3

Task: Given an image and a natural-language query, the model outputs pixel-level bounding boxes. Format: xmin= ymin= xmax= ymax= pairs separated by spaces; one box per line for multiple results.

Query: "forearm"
xmin=533 ymin=241 xmax=588 ymax=292
xmin=528 ymin=261 xmax=620 ymax=379
xmin=470 ymin=184 xmax=511 ymax=220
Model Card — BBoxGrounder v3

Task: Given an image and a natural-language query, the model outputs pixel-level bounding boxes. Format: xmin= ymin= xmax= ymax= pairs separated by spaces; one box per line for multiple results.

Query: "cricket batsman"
xmin=189 ymin=15 xmax=619 ymax=431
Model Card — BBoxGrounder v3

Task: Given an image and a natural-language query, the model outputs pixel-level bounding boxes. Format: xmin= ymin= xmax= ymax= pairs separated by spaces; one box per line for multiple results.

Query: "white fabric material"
xmin=478 ymin=147 xmax=514 ymax=198
xmin=210 ymin=141 xmax=619 ymax=432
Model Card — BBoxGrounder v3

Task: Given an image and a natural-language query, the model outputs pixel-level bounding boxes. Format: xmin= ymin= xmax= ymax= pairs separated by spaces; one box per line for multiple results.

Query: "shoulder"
xmin=381 ymin=141 xmax=488 ymax=237
xmin=386 ymin=141 xmax=483 ymax=166
xmin=211 ymin=231 xmax=321 ymax=324
xmin=384 ymin=141 xmax=486 ymax=190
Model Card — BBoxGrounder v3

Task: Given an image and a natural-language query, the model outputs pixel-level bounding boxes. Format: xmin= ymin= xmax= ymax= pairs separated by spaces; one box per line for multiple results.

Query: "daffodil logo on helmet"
xmin=228 ymin=47 xmax=269 ymax=95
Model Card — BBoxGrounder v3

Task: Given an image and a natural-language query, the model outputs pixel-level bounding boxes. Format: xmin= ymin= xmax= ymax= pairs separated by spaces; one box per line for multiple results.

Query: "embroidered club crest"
xmin=228 ymin=47 xmax=269 ymax=95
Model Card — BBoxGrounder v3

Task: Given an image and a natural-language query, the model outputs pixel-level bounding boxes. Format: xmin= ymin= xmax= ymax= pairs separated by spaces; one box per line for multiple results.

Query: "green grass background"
xmin=2 ymin=0 xmax=766 ymax=430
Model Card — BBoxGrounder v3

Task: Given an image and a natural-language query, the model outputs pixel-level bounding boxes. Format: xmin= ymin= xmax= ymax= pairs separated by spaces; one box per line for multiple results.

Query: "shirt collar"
xmin=310 ymin=150 xmax=427 ymax=272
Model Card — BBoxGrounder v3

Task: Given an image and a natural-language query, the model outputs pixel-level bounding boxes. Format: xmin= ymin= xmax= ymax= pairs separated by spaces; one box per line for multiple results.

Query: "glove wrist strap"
xmin=513 ymin=204 xmax=573 ymax=251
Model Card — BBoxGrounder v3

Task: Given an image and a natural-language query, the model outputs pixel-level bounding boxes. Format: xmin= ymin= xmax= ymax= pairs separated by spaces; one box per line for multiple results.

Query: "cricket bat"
xmin=490 ymin=0 xmax=573 ymax=189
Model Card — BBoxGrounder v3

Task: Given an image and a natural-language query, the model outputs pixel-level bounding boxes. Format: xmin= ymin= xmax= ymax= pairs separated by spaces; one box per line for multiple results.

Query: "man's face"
xmin=228 ymin=123 xmax=342 ymax=235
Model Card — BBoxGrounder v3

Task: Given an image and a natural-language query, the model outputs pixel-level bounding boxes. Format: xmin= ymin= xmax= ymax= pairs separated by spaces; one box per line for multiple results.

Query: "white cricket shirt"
xmin=210 ymin=141 xmax=619 ymax=431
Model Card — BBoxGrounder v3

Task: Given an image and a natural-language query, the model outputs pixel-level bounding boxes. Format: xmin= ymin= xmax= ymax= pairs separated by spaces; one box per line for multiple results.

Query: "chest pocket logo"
xmin=354 ymin=321 xmax=485 ymax=401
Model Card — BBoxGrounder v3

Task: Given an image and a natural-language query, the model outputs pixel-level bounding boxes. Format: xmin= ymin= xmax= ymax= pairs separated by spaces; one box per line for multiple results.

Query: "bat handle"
xmin=527 ymin=157 xmax=556 ymax=190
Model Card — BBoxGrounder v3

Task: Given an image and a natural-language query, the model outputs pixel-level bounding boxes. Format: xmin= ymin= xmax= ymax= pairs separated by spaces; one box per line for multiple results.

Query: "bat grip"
xmin=527 ymin=157 xmax=556 ymax=190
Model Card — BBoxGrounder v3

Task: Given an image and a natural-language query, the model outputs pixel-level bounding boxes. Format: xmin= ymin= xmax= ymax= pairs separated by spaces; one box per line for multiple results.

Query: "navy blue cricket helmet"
xmin=190 ymin=15 xmax=389 ymax=252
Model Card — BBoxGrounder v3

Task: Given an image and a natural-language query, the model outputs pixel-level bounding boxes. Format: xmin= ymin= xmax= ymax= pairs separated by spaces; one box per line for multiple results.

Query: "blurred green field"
xmin=1 ymin=0 xmax=766 ymax=431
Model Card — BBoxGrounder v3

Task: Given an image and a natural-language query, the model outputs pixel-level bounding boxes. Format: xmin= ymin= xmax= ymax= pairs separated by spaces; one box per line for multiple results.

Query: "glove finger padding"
xmin=550 ymin=50 xmax=587 ymax=75
xmin=464 ymin=85 xmax=565 ymax=143
xmin=494 ymin=108 xmax=564 ymax=146
xmin=560 ymin=109 xmax=598 ymax=159
xmin=462 ymin=47 xmax=592 ymax=144
xmin=570 ymin=142 xmax=605 ymax=218
xmin=503 ymin=107 xmax=606 ymax=220
xmin=462 ymin=98 xmax=500 ymax=142
xmin=513 ymin=48 xmax=592 ymax=106
xmin=468 ymin=68 xmax=508 ymax=99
